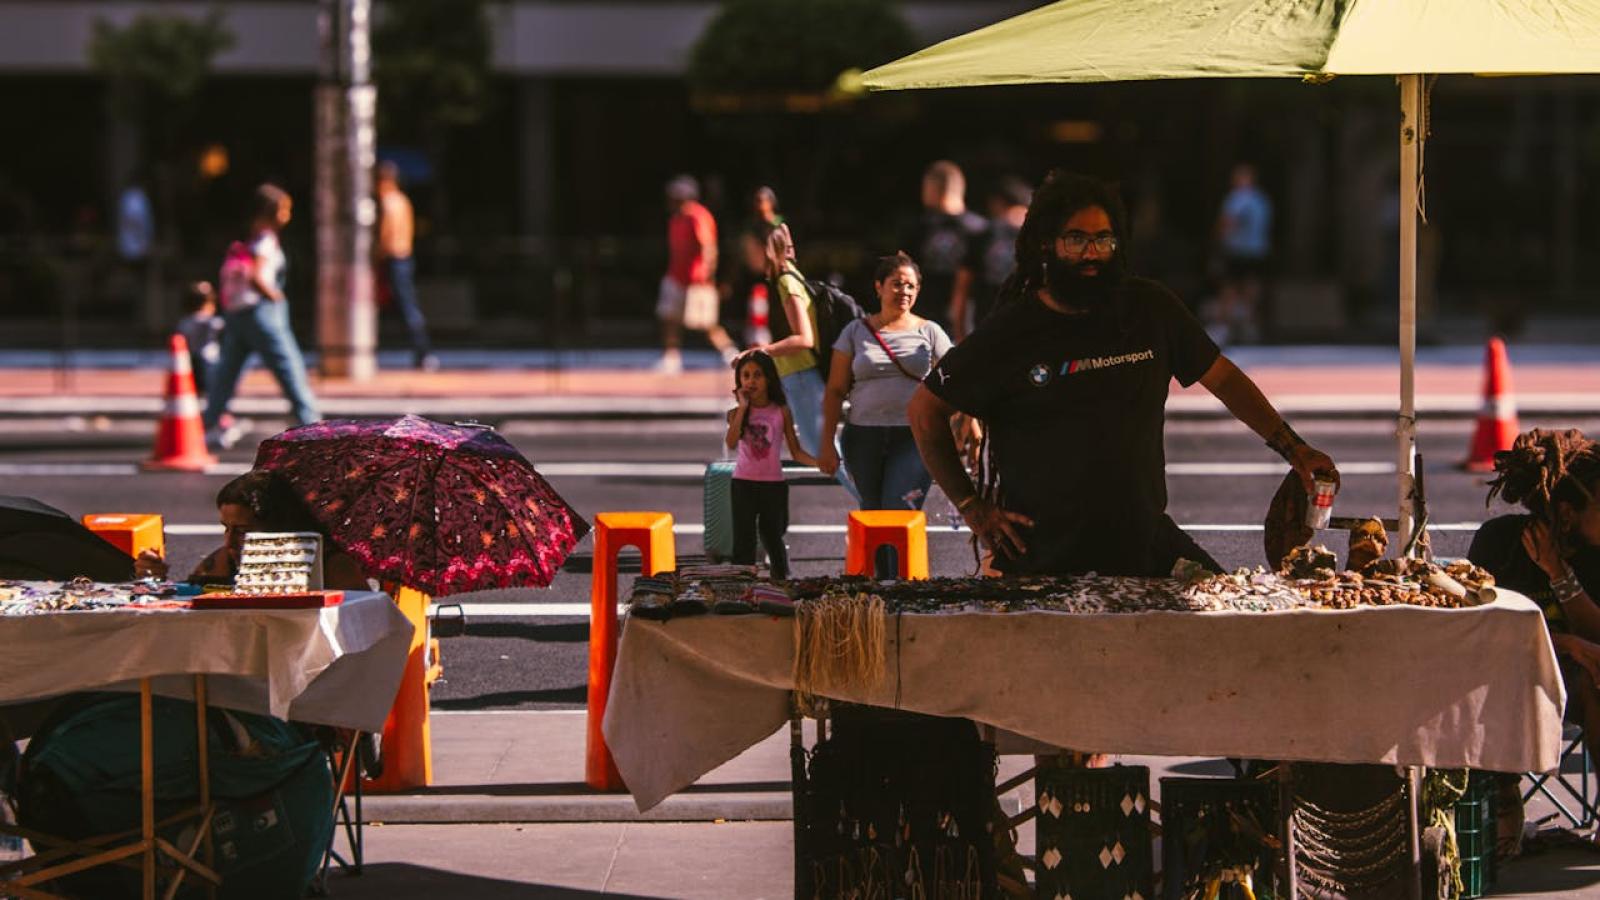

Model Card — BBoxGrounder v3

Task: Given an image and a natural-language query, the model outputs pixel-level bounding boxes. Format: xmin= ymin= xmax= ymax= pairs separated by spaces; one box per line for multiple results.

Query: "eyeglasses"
xmin=1058 ymin=230 xmax=1118 ymax=256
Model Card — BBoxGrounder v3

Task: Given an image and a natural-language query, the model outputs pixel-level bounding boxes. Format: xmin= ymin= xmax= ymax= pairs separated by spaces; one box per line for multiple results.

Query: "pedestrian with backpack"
xmin=757 ymin=224 xmax=859 ymax=499
xmin=204 ymin=184 xmax=320 ymax=447
xmin=816 ymin=252 xmax=952 ymax=577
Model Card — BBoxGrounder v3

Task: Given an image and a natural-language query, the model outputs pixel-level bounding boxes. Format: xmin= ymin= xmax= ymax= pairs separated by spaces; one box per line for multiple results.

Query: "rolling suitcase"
xmin=703 ymin=459 xmax=736 ymax=562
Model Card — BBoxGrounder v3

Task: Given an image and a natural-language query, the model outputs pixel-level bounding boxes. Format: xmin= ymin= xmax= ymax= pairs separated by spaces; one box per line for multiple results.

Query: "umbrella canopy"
xmin=863 ymin=0 xmax=1600 ymax=89
xmin=0 ymin=495 xmax=136 ymax=582
xmin=254 ymin=416 xmax=590 ymax=596
xmin=864 ymin=0 xmax=1600 ymax=545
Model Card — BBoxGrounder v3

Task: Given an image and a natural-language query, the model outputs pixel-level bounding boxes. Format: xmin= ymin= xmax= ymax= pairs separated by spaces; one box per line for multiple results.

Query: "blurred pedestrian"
xmin=375 ymin=160 xmax=438 ymax=371
xmin=950 ymin=176 xmax=1032 ymax=341
xmin=899 ymin=160 xmax=985 ymax=331
xmin=204 ymin=184 xmax=320 ymax=448
xmin=736 ymin=221 xmax=777 ymax=347
xmin=752 ymin=185 xmax=784 ymax=228
xmin=1214 ymin=163 xmax=1273 ymax=344
xmin=817 ymin=251 xmax=952 ymax=577
xmin=174 ymin=280 xmax=222 ymax=395
xmin=724 ymin=350 xmax=817 ymax=580
xmin=656 ymin=175 xmax=738 ymax=374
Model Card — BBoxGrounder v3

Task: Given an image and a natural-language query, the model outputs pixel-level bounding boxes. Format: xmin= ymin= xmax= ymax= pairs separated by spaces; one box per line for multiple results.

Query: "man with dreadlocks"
xmin=909 ymin=170 xmax=1337 ymax=576
xmin=1468 ymin=428 xmax=1600 ymax=855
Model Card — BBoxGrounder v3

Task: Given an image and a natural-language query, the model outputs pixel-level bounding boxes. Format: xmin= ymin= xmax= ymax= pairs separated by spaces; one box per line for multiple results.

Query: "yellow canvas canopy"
xmin=864 ymin=0 xmax=1600 ymax=89
xmin=862 ymin=0 xmax=1600 ymax=543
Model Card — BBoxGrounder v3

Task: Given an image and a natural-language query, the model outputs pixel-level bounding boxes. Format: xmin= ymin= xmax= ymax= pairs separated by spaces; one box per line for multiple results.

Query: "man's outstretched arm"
xmin=1199 ymin=354 xmax=1337 ymax=491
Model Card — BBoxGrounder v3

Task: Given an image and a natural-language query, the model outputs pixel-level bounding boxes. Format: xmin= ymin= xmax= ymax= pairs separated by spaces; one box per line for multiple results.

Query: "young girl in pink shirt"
xmin=724 ymin=350 xmax=817 ymax=579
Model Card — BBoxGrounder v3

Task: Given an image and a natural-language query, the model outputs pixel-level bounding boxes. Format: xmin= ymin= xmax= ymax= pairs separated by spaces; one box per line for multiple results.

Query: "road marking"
xmin=431 ymin=602 xmax=591 ymax=617
xmin=0 ymin=460 xmax=1401 ymax=479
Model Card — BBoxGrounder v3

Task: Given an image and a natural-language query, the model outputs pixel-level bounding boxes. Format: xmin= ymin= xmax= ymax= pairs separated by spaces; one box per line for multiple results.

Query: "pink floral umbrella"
xmin=254 ymin=415 xmax=589 ymax=595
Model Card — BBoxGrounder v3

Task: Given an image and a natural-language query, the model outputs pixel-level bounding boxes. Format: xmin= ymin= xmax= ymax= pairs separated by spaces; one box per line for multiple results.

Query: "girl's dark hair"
xmin=873 ymin=251 xmax=921 ymax=285
xmin=217 ymin=470 xmax=323 ymax=533
xmin=732 ymin=349 xmax=787 ymax=412
xmin=253 ymin=183 xmax=290 ymax=223
xmin=993 ymin=170 xmax=1129 ymax=310
xmin=1487 ymin=428 xmax=1600 ymax=550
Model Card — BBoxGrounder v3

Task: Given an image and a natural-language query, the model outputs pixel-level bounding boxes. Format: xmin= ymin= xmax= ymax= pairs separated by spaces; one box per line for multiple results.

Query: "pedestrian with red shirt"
xmin=656 ymin=175 xmax=739 ymax=373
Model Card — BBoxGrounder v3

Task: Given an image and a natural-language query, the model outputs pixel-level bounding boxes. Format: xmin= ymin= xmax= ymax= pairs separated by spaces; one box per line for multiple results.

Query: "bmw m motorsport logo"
xmin=1062 ymin=348 xmax=1155 ymax=376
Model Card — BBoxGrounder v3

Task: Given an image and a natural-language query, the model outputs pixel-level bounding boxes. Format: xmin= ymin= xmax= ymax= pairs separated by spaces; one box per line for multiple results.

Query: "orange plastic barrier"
xmin=844 ymin=510 xmax=929 ymax=580
xmin=365 ymin=585 xmax=440 ymax=792
xmin=587 ymin=512 xmax=676 ymax=791
xmin=82 ymin=513 xmax=165 ymax=561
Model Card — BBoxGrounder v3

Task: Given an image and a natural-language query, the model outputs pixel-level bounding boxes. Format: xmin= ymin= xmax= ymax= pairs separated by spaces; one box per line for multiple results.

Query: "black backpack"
xmin=770 ymin=271 xmax=865 ymax=370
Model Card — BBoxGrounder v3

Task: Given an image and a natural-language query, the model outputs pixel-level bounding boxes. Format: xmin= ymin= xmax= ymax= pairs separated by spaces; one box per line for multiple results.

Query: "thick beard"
xmin=1045 ymin=256 xmax=1121 ymax=311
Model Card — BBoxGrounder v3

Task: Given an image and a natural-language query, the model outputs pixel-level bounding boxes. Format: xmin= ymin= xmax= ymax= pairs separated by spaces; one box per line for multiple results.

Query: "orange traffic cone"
xmin=143 ymin=334 xmax=217 ymax=472
xmin=1461 ymin=336 xmax=1519 ymax=472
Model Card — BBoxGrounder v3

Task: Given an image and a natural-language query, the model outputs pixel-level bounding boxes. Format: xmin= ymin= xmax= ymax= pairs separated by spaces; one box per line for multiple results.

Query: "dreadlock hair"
xmin=1486 ymin=428 xmax=1600 ymax=553
xmin=991 ymin=170 xmax=1130 ymax=312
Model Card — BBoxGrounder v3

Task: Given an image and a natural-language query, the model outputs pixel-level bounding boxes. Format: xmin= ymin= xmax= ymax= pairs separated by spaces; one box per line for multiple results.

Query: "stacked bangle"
xmin=1552 ymin=566 xmax=1587 ymax=606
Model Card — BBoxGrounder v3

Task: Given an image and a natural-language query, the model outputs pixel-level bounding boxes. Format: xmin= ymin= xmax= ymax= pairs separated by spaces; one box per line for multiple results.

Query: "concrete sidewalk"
xmin=344 ymin=709 xmax=1600 ymax=897
xmin=3 ymin=345 xmax=1599 ymax=420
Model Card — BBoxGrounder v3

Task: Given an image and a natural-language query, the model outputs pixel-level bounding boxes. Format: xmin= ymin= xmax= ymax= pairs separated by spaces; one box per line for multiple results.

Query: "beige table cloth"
xmin=604 ymin=589 xmax=1565 ymax=811
xmin=1 ymin=591 xmax=411 ymax=734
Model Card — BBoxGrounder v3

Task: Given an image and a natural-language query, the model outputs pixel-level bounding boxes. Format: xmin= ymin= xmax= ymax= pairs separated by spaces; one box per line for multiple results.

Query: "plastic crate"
xmin=1160 ymin=776 xmax=1282 ymax=900
xmin=1035 ymin=763 xmax=1154 ymax=900
xmin=1455 ymin=771 xmax=1496 ymax=898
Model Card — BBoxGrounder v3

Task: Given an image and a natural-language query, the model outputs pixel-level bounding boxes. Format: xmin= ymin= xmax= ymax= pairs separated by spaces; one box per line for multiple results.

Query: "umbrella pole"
xmin=1397 ymin=74 xmax=1422 ymax=556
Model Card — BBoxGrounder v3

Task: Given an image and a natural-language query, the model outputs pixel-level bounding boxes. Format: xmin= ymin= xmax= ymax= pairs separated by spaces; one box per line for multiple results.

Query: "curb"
xmin=360 ymin=791 xmax=793 ymax=824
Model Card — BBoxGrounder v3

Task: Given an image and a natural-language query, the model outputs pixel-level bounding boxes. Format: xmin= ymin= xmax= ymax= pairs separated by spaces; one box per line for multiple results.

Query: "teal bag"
xmin=18 ymin=692 xmax=333 ymax=899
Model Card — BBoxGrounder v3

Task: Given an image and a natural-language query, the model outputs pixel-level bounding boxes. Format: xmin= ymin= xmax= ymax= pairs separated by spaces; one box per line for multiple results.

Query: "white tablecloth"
xmin=603 ymin=589 xmax=1567 ymax=811
xmin=0 ymin=591 xmax=412 ymax=734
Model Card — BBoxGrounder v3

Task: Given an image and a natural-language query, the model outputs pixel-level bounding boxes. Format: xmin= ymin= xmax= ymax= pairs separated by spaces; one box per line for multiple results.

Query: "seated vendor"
xmin=1467 ymin=428 xmax=1600 ymax=852
xmin=133 ymin=470 xmax=369 ymax=590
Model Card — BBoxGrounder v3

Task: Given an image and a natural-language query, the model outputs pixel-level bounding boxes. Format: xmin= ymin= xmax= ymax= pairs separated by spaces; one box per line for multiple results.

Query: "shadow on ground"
xmin=325 ymin=863 xmax=657 ymax=899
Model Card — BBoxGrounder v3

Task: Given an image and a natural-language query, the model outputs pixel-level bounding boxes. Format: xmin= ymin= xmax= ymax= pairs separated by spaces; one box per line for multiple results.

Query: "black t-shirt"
xmin=901 ymin=210 xmax=987 ymax=327
xmin=1468 ymin=513 xmax=1600 ymax=636
xmin=960 ymin=218 xmax=1020 ymax=327
xmin=925 ymin=279 xmax=1221 ymax=576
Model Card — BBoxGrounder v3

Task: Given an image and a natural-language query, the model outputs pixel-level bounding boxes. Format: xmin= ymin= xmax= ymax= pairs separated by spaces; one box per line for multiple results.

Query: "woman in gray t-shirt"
xmin=817 ymin=252 xmax=953 ymax=576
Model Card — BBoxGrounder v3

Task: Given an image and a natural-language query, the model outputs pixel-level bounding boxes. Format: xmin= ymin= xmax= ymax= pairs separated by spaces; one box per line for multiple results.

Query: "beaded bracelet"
xmin=1552 ymin=567 xmax=1587 ymax=605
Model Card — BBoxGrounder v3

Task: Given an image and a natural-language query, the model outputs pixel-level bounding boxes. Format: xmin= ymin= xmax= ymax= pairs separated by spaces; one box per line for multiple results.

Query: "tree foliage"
xmin=88 ymin=10 xmax=236 ymax=117
xmin=688 ymin=0 xmax=916 ymax=95
xmin=373 ymin=0 xmax=494 ymax=140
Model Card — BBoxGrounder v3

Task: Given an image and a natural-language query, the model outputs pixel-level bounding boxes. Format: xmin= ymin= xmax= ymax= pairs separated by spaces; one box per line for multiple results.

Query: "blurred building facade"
xmin=1 ymin=1 xmax=1598 ymax=347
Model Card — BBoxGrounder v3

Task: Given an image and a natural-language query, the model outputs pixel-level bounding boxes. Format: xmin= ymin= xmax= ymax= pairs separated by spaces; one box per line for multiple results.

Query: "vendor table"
xmin=603 ymin=588 xmax=1566 ymax=811
xmin=0 ymin=590 xmax=412 ymax=899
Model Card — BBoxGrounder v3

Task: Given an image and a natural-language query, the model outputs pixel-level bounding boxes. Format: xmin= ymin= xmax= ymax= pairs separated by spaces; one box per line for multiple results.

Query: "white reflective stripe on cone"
xmin=171 ymin=352 xmax=192 ymax=375
xmin=164 ymin=394 xmax=202 ymax=417
xmin=1482 ymin=395 xmax=1517 ymax=419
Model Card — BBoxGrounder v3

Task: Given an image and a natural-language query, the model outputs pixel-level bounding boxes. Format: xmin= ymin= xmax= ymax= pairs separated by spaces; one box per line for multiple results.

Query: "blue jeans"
xmin=382 ymin=256 xmax=432 ymax=359
xmin=780 ymin=367 xmax=858 ymax=500
xmin=204 ymin=300 xmax=320 ymax=428
xmin=840 ymin=423 xmax=932 ymax=577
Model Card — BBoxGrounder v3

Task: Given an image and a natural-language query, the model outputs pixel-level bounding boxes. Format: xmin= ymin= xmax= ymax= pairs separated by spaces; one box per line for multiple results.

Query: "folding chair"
xmin=310 ymin=729 xmax=374 ymax=895
xmin=1523 ymin=722 xmax=1600 ymax=829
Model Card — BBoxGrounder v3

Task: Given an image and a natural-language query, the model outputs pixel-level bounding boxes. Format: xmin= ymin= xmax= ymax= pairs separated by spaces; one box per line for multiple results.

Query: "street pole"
xmin=1396 ymin=74 xmax=1421 ymax=552
xmin=315 ymin=0 xmax=377 ymax=381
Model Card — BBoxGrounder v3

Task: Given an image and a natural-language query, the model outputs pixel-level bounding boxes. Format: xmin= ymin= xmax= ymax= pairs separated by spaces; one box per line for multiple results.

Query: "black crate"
xmin=1160 ymin=776 xmax=1283 ymax=900
xmin=1035 ymin=764 xmax=1154 ymax=900
xmin=794 ymin=706 xmax=998 ymax=899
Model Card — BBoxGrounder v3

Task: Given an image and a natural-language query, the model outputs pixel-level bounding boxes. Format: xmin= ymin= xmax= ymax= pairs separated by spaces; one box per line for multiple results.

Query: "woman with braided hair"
xmin=1468 ymin=428 xmax=1600 ymax=854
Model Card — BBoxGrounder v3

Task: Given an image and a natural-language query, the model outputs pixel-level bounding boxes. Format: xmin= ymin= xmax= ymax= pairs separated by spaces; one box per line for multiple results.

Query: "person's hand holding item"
xmin=1288 ymin=443 xmax=1339 ymax=495
xmin=959 ymin=496 xmax=1034 ymax=559
xmin=133 ymin=549 xmax=169 ymax=580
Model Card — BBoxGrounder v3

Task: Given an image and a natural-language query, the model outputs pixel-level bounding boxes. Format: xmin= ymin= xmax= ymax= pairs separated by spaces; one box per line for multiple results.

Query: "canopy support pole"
xmin=1397 ymin=74 xmax=1422 ymax=552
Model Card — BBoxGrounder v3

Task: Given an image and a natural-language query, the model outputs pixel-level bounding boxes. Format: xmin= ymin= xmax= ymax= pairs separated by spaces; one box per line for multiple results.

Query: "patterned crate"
xmin=1454 ymin=771 xmax=1496 ymax=898
xmin=1160 ymin=776 xmax=1283 ymax=900
xmin=1035 ymin=764 xmax=1154 ymax=900
xmin=794 ymin=706 xmax=998 ymax=899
